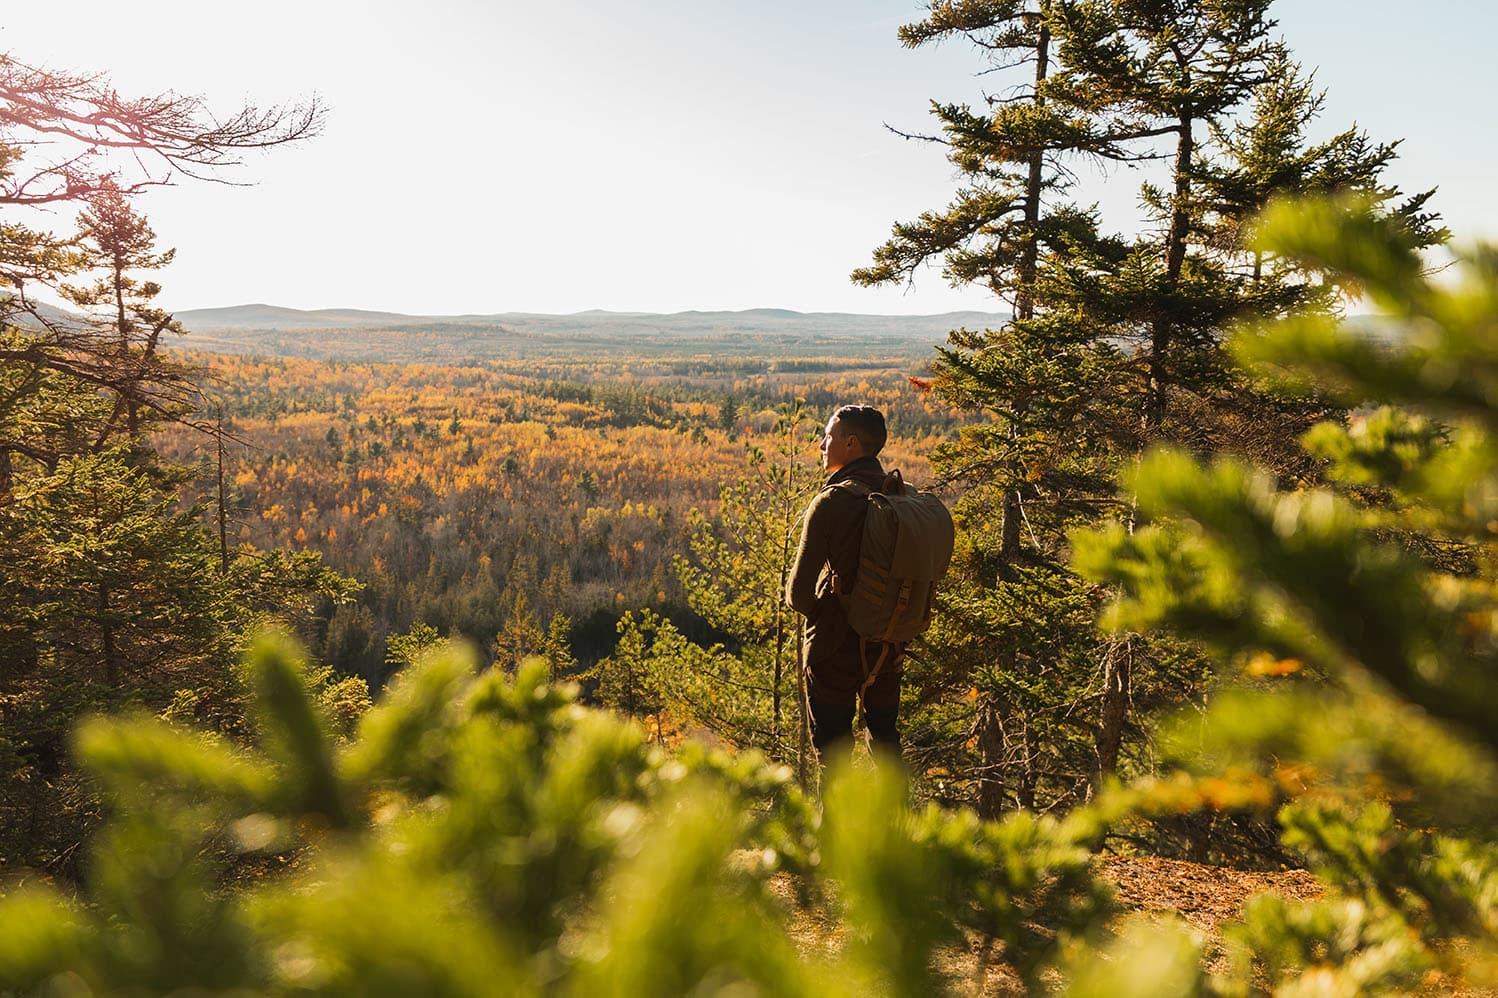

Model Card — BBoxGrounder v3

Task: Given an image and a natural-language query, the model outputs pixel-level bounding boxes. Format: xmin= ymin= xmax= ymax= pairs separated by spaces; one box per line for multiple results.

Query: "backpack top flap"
xmin=828 ymin=472 xmax=954 ymax=584
xmin=886 ymin=490 xmax=954 ymax=582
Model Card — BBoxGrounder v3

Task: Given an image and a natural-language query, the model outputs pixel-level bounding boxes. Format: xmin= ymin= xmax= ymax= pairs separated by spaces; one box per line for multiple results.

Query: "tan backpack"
xmin=830 ymin=469 xmax=954 ymax=670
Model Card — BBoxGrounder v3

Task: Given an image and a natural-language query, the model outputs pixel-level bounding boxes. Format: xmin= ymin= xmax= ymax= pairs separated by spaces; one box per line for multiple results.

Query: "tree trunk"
xmin=1018 ymin=712 xmax=1040 ymax=810
xmin=1185 ymin=814 xmax=1211 ymax=863
xmin=1119 ymin=106 xmax=1193 ymax=789
xmin=773 ymin=566 xmax=786 ymax=742
xmin=1014 ymin=21 xmax=1050 ymax=323
xmin=1147 ymin=107 xmax=1195 ymax=437
xmin=1092 ymin=635 xmax=1132 ymax=790
xmin=1164 ymin=107 xmax=1194 ymax=286
xmin=625 ymin=657 xmax=635 ymax=718
xmin=217 ymin=406 xmax=230 ymax=574
xmin=99 ymin=583 xmax=119 ymax=688
xmin=976 ymin=699 xmax=1006 ymax=819
xmin=980 ymin=461 xmax=1029 ymax=819
xmin=795 ymin=625 xmax=812 ymax=792
xmin=979 ymin=22 xmax=1051 ymax=821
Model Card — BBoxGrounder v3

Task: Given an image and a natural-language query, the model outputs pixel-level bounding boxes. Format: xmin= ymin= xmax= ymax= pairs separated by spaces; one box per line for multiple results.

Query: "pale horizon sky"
xmin=2 ymin=1 xmax=1493 ymax=316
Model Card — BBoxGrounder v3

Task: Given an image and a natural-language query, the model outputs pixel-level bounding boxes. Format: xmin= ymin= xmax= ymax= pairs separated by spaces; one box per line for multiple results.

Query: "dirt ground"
xmin=776 ymin=854 xmax=1325 ymax=995
xmin=1096 ymin=854 xmax=1322 ymax=934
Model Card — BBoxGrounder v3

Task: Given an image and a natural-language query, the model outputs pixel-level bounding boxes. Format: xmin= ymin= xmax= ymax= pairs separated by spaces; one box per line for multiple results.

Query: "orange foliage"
xmin=156 ymin=351 xmax=959 ymax=673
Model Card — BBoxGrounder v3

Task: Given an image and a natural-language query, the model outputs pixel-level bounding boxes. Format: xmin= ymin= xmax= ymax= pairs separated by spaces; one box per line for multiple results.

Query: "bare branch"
xmin=883 ymin=122 xmax=948 ymax=145
xmin=0 ymin=53 xmax=325 ymax=207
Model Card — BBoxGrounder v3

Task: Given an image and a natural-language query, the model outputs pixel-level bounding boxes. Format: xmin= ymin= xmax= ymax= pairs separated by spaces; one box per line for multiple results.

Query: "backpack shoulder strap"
xmin=826 ymin=478 xmax=874 ymax=499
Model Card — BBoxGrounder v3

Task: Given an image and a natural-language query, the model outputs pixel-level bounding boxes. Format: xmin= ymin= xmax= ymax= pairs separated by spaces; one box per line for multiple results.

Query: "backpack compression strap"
xmin=855 ymin=635 xmax=902 ymax=737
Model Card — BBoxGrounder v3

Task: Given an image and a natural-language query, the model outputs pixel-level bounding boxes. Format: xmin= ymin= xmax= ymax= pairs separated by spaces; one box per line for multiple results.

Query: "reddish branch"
xmin=0 ymin=54 xmax=325 ymax=204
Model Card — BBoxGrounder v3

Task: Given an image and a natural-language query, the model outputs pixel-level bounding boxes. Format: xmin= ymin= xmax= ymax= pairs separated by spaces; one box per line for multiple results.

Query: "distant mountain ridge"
xmin=175 ymin=304 xmax=419 ymax=328
xmin=161 ymin=303 xmax=1015 ymax=364
xmin=174 ymin=302 xmax=1010 ymax=333
xmin=12 ymin=300 xmax=1403 ymax=368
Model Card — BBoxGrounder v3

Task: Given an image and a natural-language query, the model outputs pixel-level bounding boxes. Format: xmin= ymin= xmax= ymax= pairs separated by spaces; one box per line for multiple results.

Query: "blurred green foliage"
xmin=1071 ymin=196 xmax=1498 ymax=991
xmin=0 ymin=634 xmax=1124 ymax=995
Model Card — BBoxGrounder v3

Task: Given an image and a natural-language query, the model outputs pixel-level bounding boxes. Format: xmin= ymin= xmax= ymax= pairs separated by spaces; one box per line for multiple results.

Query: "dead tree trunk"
xmin=1092 ymin=636 xmax=1132 ymax=792
xmin=976 ymin=699 xmax=1007 ymax=819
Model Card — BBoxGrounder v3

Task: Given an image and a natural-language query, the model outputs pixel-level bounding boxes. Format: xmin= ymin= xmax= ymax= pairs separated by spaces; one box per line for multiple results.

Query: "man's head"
xmin=820 ymin=404 xmax=887 ymax=473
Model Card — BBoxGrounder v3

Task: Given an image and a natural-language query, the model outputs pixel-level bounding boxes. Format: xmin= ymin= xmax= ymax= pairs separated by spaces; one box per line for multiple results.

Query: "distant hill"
xmin=174 ymin=304 xmax=421 ymax=329
xmin=1 ymin=297 xmax=91 ymax=331
xmin=174 ymin=303 xmax=1009 ymax=335
xmin=165 ymin=303 xmax=1015 ymax=365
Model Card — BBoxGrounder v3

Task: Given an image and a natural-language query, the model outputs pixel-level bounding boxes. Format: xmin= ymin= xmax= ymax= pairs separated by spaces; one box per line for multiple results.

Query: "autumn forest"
xmin=7 ymin=1 xmax=1498 ymax=994
xmin=159 ymin=344 xmax=945 ymax=686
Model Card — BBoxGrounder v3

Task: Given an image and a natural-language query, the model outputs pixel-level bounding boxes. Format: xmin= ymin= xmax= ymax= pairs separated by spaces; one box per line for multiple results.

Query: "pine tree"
xmin=492 ymin=589 xmax=546 ymax=669
xmin=861 ymin=0 xmax=1441 ymax=815
xmin=1071 ymin=197 xmax=1498 ymax=993
xmin=855 ymin=0 xmax=1140 ymax=817
xmin=0 ymin=54 xmax=338 ymax=875
xmin=675 ymin=402 xmax=820 ymax=751
xmin=0 ymin=634 xmax=1120 ymax=995
xmin=61 ymin=179 xmax=186 ymax=443
xmin=1055 ymin=2 xmax=1446 ymax=785
xmin=588 ymin=403 xmax=821 ymax=764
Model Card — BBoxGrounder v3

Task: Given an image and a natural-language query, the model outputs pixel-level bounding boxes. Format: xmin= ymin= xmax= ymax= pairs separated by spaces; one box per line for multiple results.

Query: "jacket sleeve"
xmin=785 ymin=490 xmax=831 ymax=617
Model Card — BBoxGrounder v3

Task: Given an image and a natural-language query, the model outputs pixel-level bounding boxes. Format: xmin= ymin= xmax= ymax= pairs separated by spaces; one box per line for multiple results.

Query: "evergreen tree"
xmin=861 ymin=0 xmax=1440 ymax=815
xmin=855 ymin=0 xmax=1133 ymax=816
xmin=1047 ymin=1 xmax=1445 ymax=786
xmin=0 ymin=54 xmax=340 ymax=875
xmin=384 ymin=621 xmax=442 ymax=674
xmin=492 ymin=589 xmax=546 ymax=670
xmin=589 ymin=609 xmax=673 ymax=728
xmin=674 ymin=402 xmax=820 ymax=752
xmin=542 ymin=611 xmax=580 ymax=679
xmin=590 ymin=403 xmax=821 ymax=765
xmin=61 ymin=179 xmax=186 ymax=443
xmin=0 ymin=635 xmax=1120 ymax=995
xmin=1071 ymin=197 xmax=1498 ymax=992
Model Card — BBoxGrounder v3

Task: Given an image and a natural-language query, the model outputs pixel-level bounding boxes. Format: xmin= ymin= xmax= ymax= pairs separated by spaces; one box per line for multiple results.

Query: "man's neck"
xmin=826 ymin=454 xmax=881 ymax=483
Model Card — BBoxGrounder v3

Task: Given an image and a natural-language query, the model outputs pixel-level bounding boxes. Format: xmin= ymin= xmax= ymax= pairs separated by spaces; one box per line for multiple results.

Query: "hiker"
xmin=785 ymin=404 xmax=902 ymax=762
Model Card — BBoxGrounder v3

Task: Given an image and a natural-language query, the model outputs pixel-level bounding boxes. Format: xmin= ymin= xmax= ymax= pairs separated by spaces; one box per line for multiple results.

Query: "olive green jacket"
xmin=785 ymin=455 xmax=892 ymax=705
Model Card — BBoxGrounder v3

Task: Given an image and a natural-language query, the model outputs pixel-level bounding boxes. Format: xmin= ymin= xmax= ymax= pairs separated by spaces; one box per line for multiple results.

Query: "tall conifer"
xmin=0 ymin=56 xmax=339 ymax=874
xmin=853 ymin=0 xmax=1126 ymax=816
xmin=862 ymin=0 xmax=1441 ymax=813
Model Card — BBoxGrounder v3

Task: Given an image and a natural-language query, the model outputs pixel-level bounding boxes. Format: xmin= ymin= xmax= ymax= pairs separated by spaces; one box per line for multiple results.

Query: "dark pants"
xmin=809 ymin=697 xmax=900 ymax=759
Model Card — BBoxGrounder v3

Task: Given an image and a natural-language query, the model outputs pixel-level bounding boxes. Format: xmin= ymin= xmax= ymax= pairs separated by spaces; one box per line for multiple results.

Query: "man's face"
xmin=820 ymin=416 xmax=860 ymax=473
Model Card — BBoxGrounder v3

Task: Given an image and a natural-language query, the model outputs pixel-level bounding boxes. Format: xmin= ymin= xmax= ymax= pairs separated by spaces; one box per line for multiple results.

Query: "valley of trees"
xmin=6 ymin=2 xmax=1498 ymax=994
xmin=155 ymin=351 xmax=945 ymax=686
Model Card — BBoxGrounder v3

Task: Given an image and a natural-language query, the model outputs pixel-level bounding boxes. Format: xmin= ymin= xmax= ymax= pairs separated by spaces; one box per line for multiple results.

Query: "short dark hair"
xmin=834 ymin=404 xmax=887 ymax=457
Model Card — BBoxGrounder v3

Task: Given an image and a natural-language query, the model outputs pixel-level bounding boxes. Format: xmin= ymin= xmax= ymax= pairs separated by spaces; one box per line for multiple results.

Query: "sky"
xmin=2 ymin=1 xmax=1494 ymax=316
